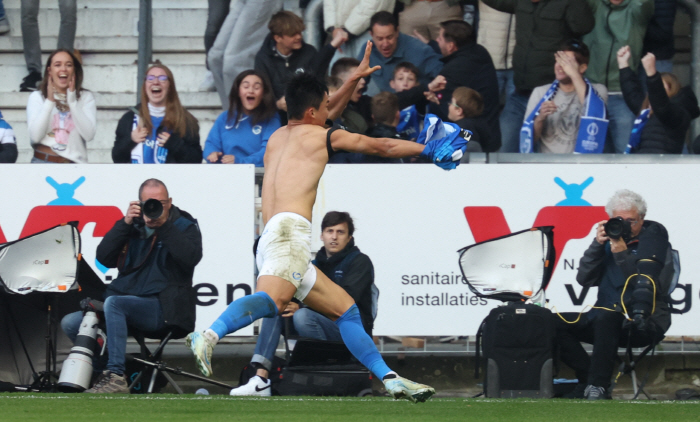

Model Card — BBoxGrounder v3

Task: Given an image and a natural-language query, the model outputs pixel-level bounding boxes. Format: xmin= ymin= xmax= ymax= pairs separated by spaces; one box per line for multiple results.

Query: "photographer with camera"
xmin=555 ymin=189 xmax=674 ymax=400
xmin=60 ymin=178 xmax=202 ymax=393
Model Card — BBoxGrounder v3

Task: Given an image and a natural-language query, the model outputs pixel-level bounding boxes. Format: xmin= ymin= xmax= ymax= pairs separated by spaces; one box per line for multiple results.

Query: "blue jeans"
xmin=252 ymin=308 xmax=342 ymax=371
xmin=62 ymin=295 xmax=165 ymax=375
xmin=606 ymin=94 xmax=636 ymax=154
xmin=499 ymin=91 xmax=530 ymax=152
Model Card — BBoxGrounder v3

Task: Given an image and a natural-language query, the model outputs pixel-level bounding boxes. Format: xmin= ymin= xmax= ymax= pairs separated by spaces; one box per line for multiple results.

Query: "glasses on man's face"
xmin=146 ymin=75 xmax=168 ymax=82
xmin=624 ymin=218 xmax=640 ymax=226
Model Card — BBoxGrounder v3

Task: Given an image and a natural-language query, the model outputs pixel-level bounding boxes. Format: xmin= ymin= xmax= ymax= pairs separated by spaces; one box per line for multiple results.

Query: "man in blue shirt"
xmin=360 ymin=12 xmax=443 ymax=96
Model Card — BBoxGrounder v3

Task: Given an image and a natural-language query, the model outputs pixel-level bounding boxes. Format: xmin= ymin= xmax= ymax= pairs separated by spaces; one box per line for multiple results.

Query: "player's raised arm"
xmin=327 ymin=41 xmax=380 ymax=121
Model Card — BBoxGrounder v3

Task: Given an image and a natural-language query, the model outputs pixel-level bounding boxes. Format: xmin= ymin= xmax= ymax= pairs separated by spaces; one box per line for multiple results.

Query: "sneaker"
xmin=20 ymin=71 xmax=42 ymax=92
xmin=84 ymin=370 xmax=129 ymax=394
xmin=384 ymin=376 xmax=435 ymax=403
xmin=0 ymin=16 xmax=9 ymax=35
xmin=585 ymin=385 xmax=608 ymax=401
xmin=230 ymin=375 xmax=272 ymax=397
xmin=199 ymin=70 xmax=216 ymax=92
xmin=186 ymin=331 xmax=215 ymax=377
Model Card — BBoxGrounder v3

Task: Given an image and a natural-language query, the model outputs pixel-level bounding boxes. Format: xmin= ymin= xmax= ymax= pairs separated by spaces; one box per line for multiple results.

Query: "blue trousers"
xmin=61 ymin=295 xmax=165 ymax=375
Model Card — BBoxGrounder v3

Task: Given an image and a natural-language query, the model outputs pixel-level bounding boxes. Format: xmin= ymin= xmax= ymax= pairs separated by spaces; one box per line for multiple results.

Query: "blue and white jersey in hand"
xmin=417 ymin=114 xmax=471 ymax=170
xmin=203 ymin=111 xmax=281 ymax=167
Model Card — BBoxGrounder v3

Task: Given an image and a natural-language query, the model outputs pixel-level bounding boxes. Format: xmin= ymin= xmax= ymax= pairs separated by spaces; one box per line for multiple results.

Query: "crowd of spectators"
xmin=0 ymin=0 xmax=698 ymax=164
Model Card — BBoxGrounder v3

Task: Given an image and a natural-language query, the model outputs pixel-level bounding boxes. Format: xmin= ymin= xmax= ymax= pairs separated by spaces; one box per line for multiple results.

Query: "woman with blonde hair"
xmin=113 ymin=64 xmax=202 ymax=163
xmin=618 ymin=45 xmax=700 ymax=154
xmin=27 ymin=49 xmax=96 ymax=163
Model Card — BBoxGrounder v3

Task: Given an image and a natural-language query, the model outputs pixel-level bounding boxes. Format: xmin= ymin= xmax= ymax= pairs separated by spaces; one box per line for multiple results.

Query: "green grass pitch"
xmin=1 ymin=394 xmax=699 ymax=422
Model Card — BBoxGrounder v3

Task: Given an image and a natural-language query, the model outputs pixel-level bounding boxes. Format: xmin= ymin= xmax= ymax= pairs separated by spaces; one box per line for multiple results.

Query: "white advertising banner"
xmin=310 ymin=164 xmax=696 ymax=336
xmin=0 ymin=165 xmax=255 ymax=334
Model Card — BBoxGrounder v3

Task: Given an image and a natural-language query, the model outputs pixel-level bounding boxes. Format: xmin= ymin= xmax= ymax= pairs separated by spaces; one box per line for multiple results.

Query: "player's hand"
xmin=131 ymin=127 xmax=148 ymax=144
xmin=616 ymin=45 xmax=631 ymax=69
xmin=353 ymin=41 xmax=381 ymax=80
xmin=282 ymin=302 xmax=299 ymax=317
xmin=428 ymin=75 xmax=446 ymax=92
xmin=535 ymin=101 xmax=557 ymax=122
xmin=124 ymin=201 xmax=141 ymax=225
xmin=221 ymin=154 xmax=235 ymax=164
xmin=595 ymin=220 xmax=609 ymax=245
xmin=156 ymin=131 xmax=171 ymax=147
xmin=207 ymin=151 xmax=222 ymax=163
xmin=641 ymin=52 xmax=657 ymax=77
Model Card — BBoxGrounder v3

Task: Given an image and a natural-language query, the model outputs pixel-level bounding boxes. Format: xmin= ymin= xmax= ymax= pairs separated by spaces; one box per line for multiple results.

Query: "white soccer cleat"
xmin=186 ymin=331 xmax=215 ymax=377
xmin=230 ymin=375 xmax=272 ymax=397
xmin=384 ymin=376 xmax=435 ymax=403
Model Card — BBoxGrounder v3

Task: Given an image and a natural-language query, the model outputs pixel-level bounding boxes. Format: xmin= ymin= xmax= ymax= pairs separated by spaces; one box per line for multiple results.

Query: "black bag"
xmin=478 ymin=302 xmax=554 ymax=398
xmin=274 ymin=339 xmax=373 ymax=397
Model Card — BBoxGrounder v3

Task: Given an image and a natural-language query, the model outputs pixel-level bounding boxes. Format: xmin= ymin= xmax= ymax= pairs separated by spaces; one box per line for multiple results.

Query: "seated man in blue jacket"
xmin=231 ymin=211 xmax=376 ymax=396
xmin=61 ymin=178 xmax=203 ymax=393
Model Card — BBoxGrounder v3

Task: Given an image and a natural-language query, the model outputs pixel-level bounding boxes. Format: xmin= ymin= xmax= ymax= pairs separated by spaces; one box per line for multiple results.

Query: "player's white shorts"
xmin=255 ymin=212 xmax=317 ymax=300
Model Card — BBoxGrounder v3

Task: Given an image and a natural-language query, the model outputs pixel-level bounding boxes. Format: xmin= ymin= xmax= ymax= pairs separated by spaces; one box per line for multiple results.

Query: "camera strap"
xmin=117 ymin=234 xmax=159 ymax=276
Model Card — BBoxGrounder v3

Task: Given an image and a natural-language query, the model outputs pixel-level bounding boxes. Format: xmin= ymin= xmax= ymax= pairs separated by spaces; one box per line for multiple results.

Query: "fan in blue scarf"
xmin=520 ymin=79 xmax=608 ymax=154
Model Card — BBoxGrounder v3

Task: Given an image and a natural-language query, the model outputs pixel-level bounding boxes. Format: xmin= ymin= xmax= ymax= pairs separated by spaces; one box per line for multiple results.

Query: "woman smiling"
xmin=113 ymin=64 xmax=202 ymax=163
xmin=203 ymin=70 xmax=280 ymax=166
xmin=27 ymin=49 xmax=96 ymax=163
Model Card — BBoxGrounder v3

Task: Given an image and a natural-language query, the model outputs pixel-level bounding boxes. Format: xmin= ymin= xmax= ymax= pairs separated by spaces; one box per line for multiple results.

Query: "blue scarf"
xmin=130 ymin=114 xmax=169 ymax=164
xmin=520 ymin=79 xmax=608 ymax=154
xmin=396 ymin=105 xmax=420 ymax=139
xmin=624 ymin=108 xmax=651 ymax=154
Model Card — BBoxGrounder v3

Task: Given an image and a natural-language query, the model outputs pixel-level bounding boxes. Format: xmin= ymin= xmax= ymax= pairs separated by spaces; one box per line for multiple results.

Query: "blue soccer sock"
xmin=209 ymin=291 xmax=278 ymax=339
xmin=335 ymin=304 xmax=392 ymax=379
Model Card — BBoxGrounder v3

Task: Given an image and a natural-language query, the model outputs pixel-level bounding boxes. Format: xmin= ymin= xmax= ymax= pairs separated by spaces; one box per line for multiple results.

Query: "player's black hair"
xmin=285 ymin=73 xmax=328 ymax=120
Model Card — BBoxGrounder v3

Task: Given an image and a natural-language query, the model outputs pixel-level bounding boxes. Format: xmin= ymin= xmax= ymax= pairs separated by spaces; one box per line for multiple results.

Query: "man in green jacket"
xmin=583 ymin=0 xmax=654 ymax=153
xmin=483 ymin=0 xmax=595 ymax=153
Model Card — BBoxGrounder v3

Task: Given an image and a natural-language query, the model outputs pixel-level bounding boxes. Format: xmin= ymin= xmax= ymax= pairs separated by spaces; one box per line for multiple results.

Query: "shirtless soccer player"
xmin=186 ymin=42 xmax=467 ymax=403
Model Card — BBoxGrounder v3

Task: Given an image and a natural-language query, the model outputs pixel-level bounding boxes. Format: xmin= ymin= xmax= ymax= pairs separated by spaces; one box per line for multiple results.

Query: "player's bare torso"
xmin=261 ymin=123 xmax=331 ymax=224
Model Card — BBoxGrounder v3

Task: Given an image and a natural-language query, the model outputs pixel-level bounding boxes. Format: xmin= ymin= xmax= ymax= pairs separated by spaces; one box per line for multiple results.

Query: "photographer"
xmin=60 ymin=178 xmax=202 ymax=393
xmin=555 ymin=189 xmax=674 ymax=400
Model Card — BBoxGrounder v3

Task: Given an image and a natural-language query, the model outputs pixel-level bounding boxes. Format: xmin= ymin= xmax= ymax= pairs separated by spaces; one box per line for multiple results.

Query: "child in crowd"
xmin=330 ymin=58 xmax=372 ymax=134
xmin=27 ymin=49 xmax=96 ymax=163
xmin=448 ymin=87 xmax=489 ymax=152
xmin=203 ymin=70 xmax=280 ymax=166
xmin=0 ymin=110 xmax=18 ymax=163
xmin=389 ymin=62 xmax=423 ymax=140
xmin=113 ymin=64 xmax=202 ymax=163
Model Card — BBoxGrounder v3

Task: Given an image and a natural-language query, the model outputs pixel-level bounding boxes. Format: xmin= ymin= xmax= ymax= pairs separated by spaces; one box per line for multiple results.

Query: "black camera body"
xmin=604 ymin=217 xmax=632 ymax=241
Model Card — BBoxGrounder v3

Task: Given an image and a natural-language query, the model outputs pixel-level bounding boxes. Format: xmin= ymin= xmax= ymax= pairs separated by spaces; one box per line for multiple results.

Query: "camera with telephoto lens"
xmin=57 ymin=299 xmax=106 ymax=391
xmin=631 ymin=277 xmax=655 ymax=331
xmin=604 ymin=217 xmax=632 ymax=241
xmin=140 ymin=198 xmax=164 ymax=220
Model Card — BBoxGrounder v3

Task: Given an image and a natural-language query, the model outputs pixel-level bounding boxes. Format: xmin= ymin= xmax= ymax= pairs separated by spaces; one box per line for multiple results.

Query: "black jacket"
xmin=453 ymin=117 xmax=490 ymax=152
xmin=113 ymin=108 xmax=203 ymax=163
xmin=483 ymin=0 xmax=594 ymax=91
xmin=97 ymin=206 xmax=203 ymax=333
xmin=254 ymin=34 xmax=336 ymax=100
xmin=576 ymin=220 xmax=674 ymax=334
xmin=620 ymin=68 xmax=700 ymax=154
xmin=313 ymin=238 xmax=375 ymax=335
xmin=643 ymin=0 xmax=676 ymax=60
xmin=433 ymin=43 xmax=502 ymax=152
